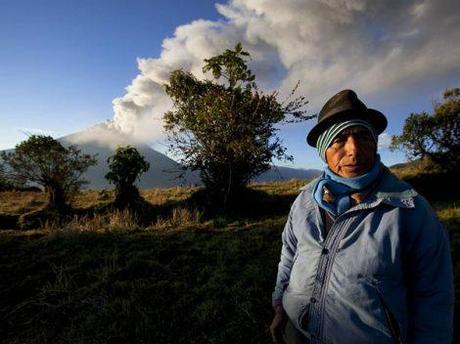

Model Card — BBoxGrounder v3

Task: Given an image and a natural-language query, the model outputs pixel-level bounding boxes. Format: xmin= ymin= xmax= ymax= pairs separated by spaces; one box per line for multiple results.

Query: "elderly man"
xmin=270 ymin=90 xmax=454 ymax=344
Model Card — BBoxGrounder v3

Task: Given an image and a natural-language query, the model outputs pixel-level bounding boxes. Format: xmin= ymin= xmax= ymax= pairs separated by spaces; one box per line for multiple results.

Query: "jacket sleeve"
xmin=406 ymin=197 xmax=455 ymax=343
xmin=272 ymin=208 xmax=298 ymax=309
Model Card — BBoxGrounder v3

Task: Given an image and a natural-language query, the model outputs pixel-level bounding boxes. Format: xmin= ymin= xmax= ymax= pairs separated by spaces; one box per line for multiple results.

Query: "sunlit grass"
xmin=0 ymin=191 xmax=47 ymax=214
xmin=434 ymin=201 xmax=460 ymax=222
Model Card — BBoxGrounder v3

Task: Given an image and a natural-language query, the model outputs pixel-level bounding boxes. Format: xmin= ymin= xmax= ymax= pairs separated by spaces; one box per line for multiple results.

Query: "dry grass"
xmin=390 ymin=158 xmax=434 ymax=179
xmin=39 ymin=206 xmax=204 ymax=234
xmin=434 ymin=201 xmax=460 ymax=223
xmin=141 ymin=185 xmax=198 ymax=205
xmin=249 ymin=178 xmax=309 ymax=197
xmin=70 ymin=189 xmax=115 ymax=209
xmin=150 ymin=207 xmax=203 ymax=230
xmin=0 ymin=191 xmax=46 ymax=214
xmin=1 ymin=176 xmax=457 ymax=234
xmin=42 ymin=209 xmax=141 ymax=233
xmin=0 ymin=181 xmax=305 ymax=217
xmin=0 ymin=185 xmax=199 ymax=215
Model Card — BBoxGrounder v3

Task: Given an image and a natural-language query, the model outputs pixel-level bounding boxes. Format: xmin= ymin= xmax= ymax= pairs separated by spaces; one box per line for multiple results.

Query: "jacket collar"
xmin=300 ymin=166 xmax=417 ymax=209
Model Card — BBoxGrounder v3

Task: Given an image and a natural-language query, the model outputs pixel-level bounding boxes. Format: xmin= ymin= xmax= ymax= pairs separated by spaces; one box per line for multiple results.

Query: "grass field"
xmin=0 ymin=175 xmax=458 ymax=343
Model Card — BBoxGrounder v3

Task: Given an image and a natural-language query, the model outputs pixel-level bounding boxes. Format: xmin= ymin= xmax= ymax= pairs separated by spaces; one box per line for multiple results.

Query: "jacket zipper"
xmin=377 ymin=291 xmax=402 ymax=344
xmin=314 ymin=208 xmax=373 ymax=342
xmin=313 ymin=212 xmax=365 ymax=341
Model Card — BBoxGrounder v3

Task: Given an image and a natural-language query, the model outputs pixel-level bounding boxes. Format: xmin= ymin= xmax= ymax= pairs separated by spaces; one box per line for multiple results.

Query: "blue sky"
xmin=0 ymin=0 xmax=220 ymax=146
xmin=1 ymin=0 xmax=459 ymax=170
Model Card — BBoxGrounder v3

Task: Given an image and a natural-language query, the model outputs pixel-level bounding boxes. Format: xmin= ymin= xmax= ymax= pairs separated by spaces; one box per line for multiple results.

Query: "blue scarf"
xmin=313 ymin=155 xmax=382 ymax=217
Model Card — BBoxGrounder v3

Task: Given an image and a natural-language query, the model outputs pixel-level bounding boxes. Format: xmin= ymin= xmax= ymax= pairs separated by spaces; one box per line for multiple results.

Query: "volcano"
xmin=3 ymin=123 xmax=320 ymax=190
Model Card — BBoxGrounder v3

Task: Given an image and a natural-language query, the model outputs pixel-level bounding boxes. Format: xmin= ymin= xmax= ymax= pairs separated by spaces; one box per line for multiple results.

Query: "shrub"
xmin=105 ymin=146 xmax=150 ymax=209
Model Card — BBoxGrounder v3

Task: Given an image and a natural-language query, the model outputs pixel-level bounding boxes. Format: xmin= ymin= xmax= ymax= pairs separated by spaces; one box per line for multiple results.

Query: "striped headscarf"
xmin=316 ymin=119 xmax=378 ymax=163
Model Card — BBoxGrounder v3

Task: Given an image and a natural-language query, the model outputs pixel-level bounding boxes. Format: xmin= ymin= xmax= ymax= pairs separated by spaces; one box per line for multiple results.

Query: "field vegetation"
xmin=0 ymin=167 xmax=458 ymax=343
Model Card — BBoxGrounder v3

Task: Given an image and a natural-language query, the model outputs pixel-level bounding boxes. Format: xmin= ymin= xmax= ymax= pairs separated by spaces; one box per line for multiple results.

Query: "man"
xmin=270 ymin=90 xmax=454 ymax=344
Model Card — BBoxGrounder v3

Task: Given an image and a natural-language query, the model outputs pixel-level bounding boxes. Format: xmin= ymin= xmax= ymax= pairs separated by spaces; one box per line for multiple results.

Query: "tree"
xmin=390 ymin=88 xmax=460 ymax=173
xmin=105 ymin=145 xmax=150 ymax=209
xmin=163 ymin=43 xmax=312 ymax=207
xmin=1 ymin=135 xmax=97 ymax=211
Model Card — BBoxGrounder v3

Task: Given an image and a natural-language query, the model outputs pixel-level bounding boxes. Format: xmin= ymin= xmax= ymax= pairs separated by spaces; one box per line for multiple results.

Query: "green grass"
xmin=0 ymin=175 xmax=459 ymax=343
xmin=0 ymin=218 xmax=286 ymax=344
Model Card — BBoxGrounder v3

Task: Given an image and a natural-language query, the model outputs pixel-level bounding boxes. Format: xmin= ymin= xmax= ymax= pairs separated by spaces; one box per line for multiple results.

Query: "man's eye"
xmin=332 ymin=137 xmax=346 ymax=144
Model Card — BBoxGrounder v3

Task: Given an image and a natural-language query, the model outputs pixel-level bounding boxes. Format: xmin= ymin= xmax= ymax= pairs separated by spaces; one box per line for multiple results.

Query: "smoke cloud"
xmin=111 ymin=0 xmax=460 ymax=143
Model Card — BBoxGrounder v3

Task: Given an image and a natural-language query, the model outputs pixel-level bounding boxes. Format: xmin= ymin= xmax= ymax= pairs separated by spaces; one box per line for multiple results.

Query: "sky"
xmin=1 ymin=0 xmax=459 ymax=170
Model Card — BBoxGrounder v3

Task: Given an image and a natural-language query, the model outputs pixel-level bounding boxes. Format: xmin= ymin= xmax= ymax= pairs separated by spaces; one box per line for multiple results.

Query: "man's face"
xmin=325 ymin=125 xmax=376 ymax=178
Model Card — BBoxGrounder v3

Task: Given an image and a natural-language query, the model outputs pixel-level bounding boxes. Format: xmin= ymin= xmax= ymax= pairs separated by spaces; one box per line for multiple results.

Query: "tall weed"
xmin=43 ymin=209 xmax=140 ymax=233
xmin=151 ymin=207 xmax=202 ymax=230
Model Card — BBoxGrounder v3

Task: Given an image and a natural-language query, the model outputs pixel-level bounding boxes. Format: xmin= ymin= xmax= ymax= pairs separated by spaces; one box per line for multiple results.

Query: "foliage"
xmin=105 ymin=145 xmax=150 ymax=209
xmin=163 ymin=42 xmax=313 ymax=207
xmin=0 ymin=135 xmax=97 ymax=211
xmin=390 ymin=88 xmax=460 ymax=173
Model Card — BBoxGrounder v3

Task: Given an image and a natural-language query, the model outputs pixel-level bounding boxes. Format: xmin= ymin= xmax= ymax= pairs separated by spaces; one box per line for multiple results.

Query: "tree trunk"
xmin=47 ymin=184 xmax=68 ymax=212
xmin=114 ymin=184 xmax=141 ymax=209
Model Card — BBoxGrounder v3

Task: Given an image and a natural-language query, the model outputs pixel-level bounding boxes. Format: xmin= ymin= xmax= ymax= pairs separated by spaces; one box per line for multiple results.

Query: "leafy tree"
xmin=390 ymin=88 xmax=460 ymax=173
xmin=105 ymin=145 xmax=150 ymax=209
xmin=1 ymin=135 xmax=97 ymax=211
xmin=163 ymin=43 xmax=312 ymax=207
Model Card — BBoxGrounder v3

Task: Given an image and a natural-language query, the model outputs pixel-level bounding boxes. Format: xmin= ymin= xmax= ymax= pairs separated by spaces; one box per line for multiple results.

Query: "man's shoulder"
xmin=374 ymin=166 xmax=418 ymax=201
xmin=376 ymin=167 xmax=440 ymax=222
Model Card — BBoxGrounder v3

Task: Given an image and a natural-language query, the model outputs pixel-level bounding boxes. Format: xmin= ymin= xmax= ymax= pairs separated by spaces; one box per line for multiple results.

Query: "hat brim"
xmin=306 ymin=108 xmax=387 ymax=147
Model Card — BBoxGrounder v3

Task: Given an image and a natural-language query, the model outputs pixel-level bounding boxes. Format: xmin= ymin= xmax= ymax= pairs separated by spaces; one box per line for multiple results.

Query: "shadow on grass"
xmin=0 ymin=220 xmax=284 ymax=343
xmin=401 ymin=170 xmax=460 ymax=202
xmin=184 ymin=187 xmax=297 ymax=223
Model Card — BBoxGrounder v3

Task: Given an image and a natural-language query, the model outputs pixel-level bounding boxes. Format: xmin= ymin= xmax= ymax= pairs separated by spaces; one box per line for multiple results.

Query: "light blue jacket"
xmin=272 ymin=167 xmax=454 ymax=343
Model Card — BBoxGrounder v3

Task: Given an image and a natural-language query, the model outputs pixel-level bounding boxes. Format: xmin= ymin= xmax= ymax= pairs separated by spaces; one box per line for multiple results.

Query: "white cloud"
xmin=109 ymin=0 xmax=460 ymax=144
xmin=378 ymin=132 xmax=392 ymax=150
xmin=65 ymin=122 xmax=144 ymax=148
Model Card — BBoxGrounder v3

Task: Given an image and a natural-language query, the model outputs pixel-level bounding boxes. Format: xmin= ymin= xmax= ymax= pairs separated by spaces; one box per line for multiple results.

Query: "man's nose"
xmin=344 ymin=135 xmax=361 ymax=155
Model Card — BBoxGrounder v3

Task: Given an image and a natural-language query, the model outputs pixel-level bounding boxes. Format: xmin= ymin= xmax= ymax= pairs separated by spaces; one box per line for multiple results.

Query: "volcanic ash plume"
xmin=111 ymin=0 xmax=460 ymax=143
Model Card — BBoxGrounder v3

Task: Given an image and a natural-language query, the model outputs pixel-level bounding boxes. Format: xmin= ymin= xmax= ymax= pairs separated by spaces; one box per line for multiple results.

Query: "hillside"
xmin=0 ymin=174 xmax=458 ymax=343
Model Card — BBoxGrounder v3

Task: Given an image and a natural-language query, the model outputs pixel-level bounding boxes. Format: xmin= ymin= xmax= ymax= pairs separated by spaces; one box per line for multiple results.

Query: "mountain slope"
xmin=59 ymin=125 xmax=200 ymax=189
xmin=2 ymin=124 xmax=321 ymax=190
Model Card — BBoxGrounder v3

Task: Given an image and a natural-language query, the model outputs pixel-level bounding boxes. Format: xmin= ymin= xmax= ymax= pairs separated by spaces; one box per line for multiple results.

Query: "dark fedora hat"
xmin=306 ymin=89 xmax=387 ymax=147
